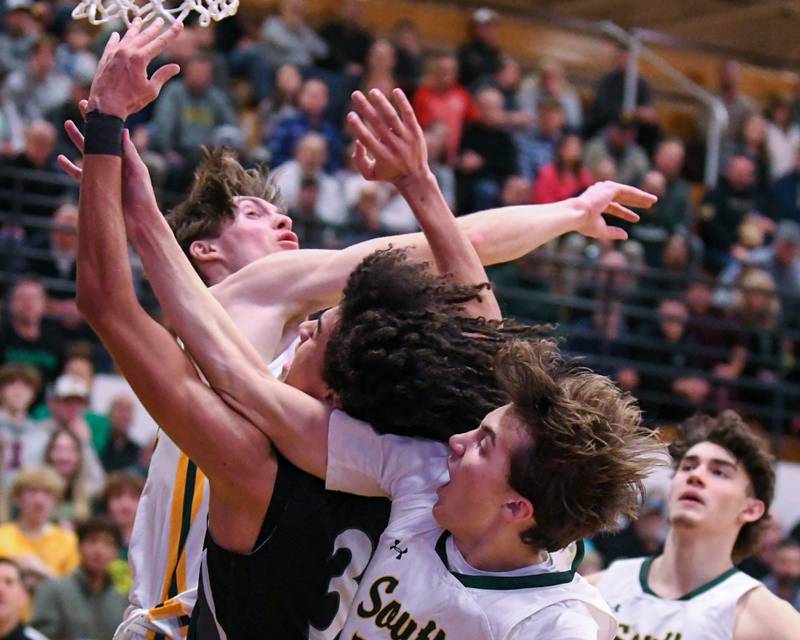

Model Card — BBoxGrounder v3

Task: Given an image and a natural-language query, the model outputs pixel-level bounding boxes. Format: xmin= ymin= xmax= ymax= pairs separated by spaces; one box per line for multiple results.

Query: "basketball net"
xmin=71 ymin=0 xmax=239 ymax=27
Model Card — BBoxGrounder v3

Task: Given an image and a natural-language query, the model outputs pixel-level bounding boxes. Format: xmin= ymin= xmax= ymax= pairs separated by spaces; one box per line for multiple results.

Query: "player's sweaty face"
xmin=217 ymin=197 xmax=298 ymax=269
xmin=434 ymin=404 xmax=531 ymax=537
xmin=669 ymin=441 xmax=759 ymax=533
xmin=284 ymin=306 xmax=340 ymax=400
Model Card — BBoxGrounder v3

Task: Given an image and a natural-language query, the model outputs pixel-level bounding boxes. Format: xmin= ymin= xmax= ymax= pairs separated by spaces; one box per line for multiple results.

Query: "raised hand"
xmin=88 ymin=17 xmax=182 ymax=120
xmin=347 ymin=88 xmax=429 ymax=185
xmin=572 ymin=181 xmax=657 ymax=241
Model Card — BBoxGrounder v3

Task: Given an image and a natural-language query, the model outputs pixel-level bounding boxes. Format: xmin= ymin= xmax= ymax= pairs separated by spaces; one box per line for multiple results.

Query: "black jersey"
xmin=188 ymin=453 xmax=390 ymax=640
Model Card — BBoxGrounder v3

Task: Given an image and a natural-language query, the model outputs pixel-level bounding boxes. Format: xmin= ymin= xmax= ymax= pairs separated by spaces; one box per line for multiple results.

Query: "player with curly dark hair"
xmin=592 ymin=410 xmax=800 ymax=639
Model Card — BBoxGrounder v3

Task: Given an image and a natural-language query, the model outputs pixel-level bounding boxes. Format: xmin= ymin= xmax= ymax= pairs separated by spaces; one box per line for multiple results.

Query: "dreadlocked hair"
xmin=323 ymin=248 xmax=548 ymax=442
xmin=498 ymin=339 xmax=664 ymax=551
xmin=669 ymin=411 xmax=775 ymax=563
xmin=166 ymin=147 xmax=281 ymax=277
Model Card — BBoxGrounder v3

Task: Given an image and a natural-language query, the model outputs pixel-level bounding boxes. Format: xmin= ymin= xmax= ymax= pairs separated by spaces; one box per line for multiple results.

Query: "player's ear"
xmin=504 ymin=494 xmax=534 ymax=527
xmin=189 ymin=239 xmax=221 ymax=264
xmin=738 ymin=497 xmax=765 ymax=525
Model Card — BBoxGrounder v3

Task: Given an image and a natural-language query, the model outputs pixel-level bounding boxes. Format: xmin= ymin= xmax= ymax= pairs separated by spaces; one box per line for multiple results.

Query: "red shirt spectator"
xmin=413 ymin=54 xmax=477 ymax=161
xmin=532 ymin=132 xmax=593 ymax=204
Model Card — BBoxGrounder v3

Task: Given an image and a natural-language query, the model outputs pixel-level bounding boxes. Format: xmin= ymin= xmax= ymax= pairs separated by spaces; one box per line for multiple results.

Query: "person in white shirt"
xmin=590 ymin=411 xmax=800 ymax=640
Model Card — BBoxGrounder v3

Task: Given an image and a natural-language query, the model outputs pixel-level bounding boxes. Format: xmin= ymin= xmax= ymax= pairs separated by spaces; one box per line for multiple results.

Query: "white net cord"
xmin=72 ymin=0 xmax=239 ymax=27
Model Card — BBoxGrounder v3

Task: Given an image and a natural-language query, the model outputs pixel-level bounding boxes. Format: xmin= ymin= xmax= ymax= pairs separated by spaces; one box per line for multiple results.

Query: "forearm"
xmin=457 ymin=199 xmax=584 ymax=266
xmin=396 ymin=169 xmax=500 ymax=319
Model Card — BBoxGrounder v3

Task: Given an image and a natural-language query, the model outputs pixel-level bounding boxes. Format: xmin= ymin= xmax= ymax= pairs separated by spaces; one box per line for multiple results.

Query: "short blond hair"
xmin=12 ymin=466 xmax=65 ymax=500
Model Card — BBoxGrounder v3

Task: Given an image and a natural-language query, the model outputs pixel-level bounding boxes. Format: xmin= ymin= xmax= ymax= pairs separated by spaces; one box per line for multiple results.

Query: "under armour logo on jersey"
xmin=612 ymin=604 xmax=621 ymax=613
xmin=390 ymin=540 xmax=408 ymax=560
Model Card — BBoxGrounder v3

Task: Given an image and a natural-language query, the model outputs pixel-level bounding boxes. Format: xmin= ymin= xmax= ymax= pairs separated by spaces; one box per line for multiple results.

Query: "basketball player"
xmin=70 ymin=19 xmax=656 ymax=639
xmin=590 ymin=412 xmax=800 ymax=639
xmin=61 ymin=20 xmax=656 ymax=637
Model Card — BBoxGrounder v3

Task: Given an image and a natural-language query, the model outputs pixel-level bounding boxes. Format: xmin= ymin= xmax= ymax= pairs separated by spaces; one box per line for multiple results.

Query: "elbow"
xmin=467 ymin=227 xmax=490 ymax=263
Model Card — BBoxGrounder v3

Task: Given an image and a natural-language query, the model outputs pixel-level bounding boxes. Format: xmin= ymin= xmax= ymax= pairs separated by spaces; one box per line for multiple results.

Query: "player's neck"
xmin=453 ymin=529 xmax=546 ymax=572
xmin=204 ymin=265 xmax=233 ymax=287
xmin=650 ymin=528 xmax=736 ymax=599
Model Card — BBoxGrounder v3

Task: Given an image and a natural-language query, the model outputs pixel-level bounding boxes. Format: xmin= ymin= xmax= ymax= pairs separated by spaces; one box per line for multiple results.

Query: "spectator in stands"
xmin=259 ymin=63 xmax=302 ymax=140
xmin=4 ymin=36 xmax=70 ymax=124
xmin=53 ymin=21 xmax=96 ymax=82
xmin=100 ymin=396 xmax=141 ymax=474
xmin=700 ymin=154 xmax=770 ymax=273
xmin=152 ymin=52 xmax=238 ymax=191
xmin=734 ymin=269 xmax=786 ymax=388
xmin=718 ymin=220 xmax=800 ymax=309
xmin=500 ymin=175 xmax=532 ymax=207
xmin=584 ymin=40 xmax=656 ymax=140
xmin=715 ymin=59 xmax=758 ymax=145
xmin=31 ymin=517 xmax=127 ymax=639
xmin=515 ymin=98 xmax=565 ymax=181
xmin=474 ymin=55 xmax=534 ymax=131
xmin=269 ymin=78 xmax=343 ymax=172
xmin=742 ymin=514 xmax=785 ymax=579
xmin=100 ymin=474 xmax=142 ymax=597
xmin=413 ymin=53 xmax=477 ymax=162
xmin=47 ymin=70 xmax=91 ymax=162
xmin=318 ymin=0 xmax=372 ymax=79
xmin=767 ymin=98 xmax=800 ymax=181
xmin=0 ymin=120 xmax=66 ymax=223
xmin=0 ymin=467 xmax=79 ymax=580
xmin=531 ymin=132 xmax=592 ymax=204
xmin=0 ymin=76 xmax=23 ymax=157
xmin=390 ymin=18 xmax=423 ymax=96
xmin=518 ymin=58 xmax=583 ymax=130
xmin=0 ymin=558 xmax=40 ymax=640
xmin=763 ymin=539 xmax=800 ymax=610
xmin=27 ymin=202 xmax=78 ymax=311
xmin=272 ymin=132 xmax=346 ymax=225
xmin=774 ymin=147 xmax=800 ymax=222
xmin=44 ymin=429 xmax=105 ymax=524
xmin=260 ymin=0 xmax=328 ymax=69
xmin=337 ymin=183 xmax=385 ymax=247
xmin=0 ymin=364 xmax=49 ymax=490
xmin=0 ymin=0 xmax=40 ymax=74
xmin=635 ymin=298 xmax=712 ymax=421
xmin=357 ymin=38 xmax=396 ymax=97
xmin=653 ymin=137 xmax=692 ymax=228
xmin=584 ymin=116 xmax=650 ymax=186
xmin=458 ymin=7 xmax=502 ymax=88
xmin=0 ymin=278 xmax=64 ymax=392
xmin=593 ymin=493 xmax=667 ymax=565
xmin=456 ymin=86 xmax=517 ymax=213
xmin=629 ymin=170 xmax=687 ymax=267
xmin=724 ymin=112 xmax=771 ymax=195
xmin=423 ymin=122 xmax=456 ymax=209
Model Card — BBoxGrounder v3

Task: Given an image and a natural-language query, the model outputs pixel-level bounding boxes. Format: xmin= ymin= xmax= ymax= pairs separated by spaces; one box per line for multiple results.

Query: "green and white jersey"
xmin=326 ymin=411 xmax=617 ymax=640
xmin=596 ymin=557 xmax=763 ymax=640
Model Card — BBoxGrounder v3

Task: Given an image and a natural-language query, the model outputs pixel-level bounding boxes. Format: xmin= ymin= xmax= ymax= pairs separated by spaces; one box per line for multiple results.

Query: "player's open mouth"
xmin=279 ymin=231 xmax=299 ymax=246
xmin=678 ymin=491 xmax=704 ymax=505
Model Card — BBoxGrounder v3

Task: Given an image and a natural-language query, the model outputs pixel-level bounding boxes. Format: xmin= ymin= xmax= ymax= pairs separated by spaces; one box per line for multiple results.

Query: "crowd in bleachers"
xmin=1 ymin=0 xmax=800 ymax=634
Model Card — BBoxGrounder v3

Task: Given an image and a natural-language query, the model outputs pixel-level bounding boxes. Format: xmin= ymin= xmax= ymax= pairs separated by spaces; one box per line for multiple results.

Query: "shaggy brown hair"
xmin=166 ymin=148 xmax=281 ymax=276
xmin=669 ymin=411 xmax=775 ymax=562
xmin=324 ymin=248 xmax=548 ymax=441
xmin=497 ymin=339 xmax=662 ymax=552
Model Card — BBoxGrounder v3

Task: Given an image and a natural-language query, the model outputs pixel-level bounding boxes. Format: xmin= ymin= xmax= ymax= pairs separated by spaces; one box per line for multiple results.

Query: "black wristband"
xmin=84 ymin=111 xmax=124 ymax=156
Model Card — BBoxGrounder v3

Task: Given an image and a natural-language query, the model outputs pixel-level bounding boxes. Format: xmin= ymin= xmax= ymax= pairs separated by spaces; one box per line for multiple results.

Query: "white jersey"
xmin=326 ymin=411 xmax=617 ymax=640
xmin=596 ymin=557 xmax=763 ymax=640
xmin=117 ymin=340 xmax=298 ymax=640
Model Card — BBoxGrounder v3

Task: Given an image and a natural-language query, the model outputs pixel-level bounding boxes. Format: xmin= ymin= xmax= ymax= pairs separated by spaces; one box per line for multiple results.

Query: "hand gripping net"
xmin=71 ymin=0 xmax=238 ymax=27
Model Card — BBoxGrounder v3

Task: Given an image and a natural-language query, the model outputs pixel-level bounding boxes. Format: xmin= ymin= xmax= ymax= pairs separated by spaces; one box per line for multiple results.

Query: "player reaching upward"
xmin=62 ymin=22 xmax=656 ymax=640
xmin=590 ymin=411 xmax=800 ymax=640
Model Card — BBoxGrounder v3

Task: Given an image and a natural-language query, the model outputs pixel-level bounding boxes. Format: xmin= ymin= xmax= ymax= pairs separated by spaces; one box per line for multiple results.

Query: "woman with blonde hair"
xmin=43 ymin=429 xmax=105 ymax=525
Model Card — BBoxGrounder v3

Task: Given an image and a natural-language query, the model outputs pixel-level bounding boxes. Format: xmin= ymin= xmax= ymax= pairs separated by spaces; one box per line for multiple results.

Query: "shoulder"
xmin=735 ymin=585 xmax=800 ymax=640
xmin=512 ymin=600 xmax=600 ymax=640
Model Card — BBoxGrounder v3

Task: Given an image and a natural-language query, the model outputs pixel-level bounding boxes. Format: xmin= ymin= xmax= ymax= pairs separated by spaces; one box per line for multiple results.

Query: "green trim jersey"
xmin=326 ymin=411 xmax=617 ymax=640
xmin=596 ymin=557 xmax=763 ymax=640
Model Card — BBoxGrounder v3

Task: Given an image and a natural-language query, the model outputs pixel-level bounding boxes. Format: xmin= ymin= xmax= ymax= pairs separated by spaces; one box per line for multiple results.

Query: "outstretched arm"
xmin=75 ymin=20 xmax=328 ymax=485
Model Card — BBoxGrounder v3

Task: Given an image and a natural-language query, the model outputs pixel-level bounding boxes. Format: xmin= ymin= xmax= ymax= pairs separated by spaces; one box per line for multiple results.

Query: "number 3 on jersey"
xmin=309 ymin=529 xmax=374 ymax=640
